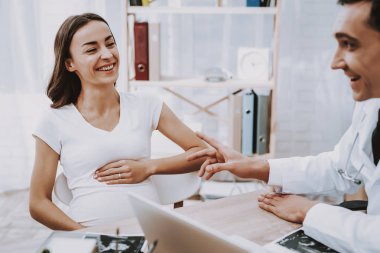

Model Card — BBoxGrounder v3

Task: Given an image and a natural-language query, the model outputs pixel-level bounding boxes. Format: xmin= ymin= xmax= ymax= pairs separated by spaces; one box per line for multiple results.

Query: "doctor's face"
xmin=331 ymin=1 xmax=380 ymax=101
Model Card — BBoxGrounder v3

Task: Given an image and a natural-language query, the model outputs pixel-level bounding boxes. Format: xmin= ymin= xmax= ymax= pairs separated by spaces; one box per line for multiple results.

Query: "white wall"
xmin=274 ymin=0 xmax=354 ymax=157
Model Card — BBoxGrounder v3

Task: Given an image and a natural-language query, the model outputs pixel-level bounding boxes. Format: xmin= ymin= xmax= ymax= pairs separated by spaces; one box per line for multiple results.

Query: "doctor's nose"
xmin=331 ymin=51 xmax=346 ymax=70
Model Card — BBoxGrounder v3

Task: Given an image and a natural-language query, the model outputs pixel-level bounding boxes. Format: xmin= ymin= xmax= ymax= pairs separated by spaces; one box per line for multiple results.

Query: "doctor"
xmin=188 ymin=0 xmax=380 ymax=252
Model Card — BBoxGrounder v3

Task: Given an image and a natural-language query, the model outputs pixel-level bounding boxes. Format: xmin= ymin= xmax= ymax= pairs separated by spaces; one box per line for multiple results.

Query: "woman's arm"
xmin=145 ymin=103 xmax=207 ymax=174
xmin=29 ymin=137 xmax=84 ymax=230
xmin=95 ymin=104 xmax=207 ymax=184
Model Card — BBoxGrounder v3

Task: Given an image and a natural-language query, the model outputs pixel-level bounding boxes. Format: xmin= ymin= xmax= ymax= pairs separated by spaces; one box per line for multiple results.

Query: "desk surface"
xmin=81 ymin=190 xmax=301 ymax=246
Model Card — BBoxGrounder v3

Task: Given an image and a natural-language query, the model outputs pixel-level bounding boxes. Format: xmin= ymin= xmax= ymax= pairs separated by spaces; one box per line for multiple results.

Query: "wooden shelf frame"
xmin=127 ymin=6 xmax=277 ymax=15
xmin=128 ymin=78 xmax=274 ymax=89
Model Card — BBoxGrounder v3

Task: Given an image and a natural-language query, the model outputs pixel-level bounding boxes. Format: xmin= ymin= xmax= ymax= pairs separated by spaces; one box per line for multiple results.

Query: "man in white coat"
xmin=188 ymin=0 xmax=380 ymax=252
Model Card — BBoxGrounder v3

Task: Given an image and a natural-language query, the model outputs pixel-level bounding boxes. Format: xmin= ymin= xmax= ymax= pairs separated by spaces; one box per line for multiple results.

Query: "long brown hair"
xmin=47 ymin=13 xmax=111 ymax=108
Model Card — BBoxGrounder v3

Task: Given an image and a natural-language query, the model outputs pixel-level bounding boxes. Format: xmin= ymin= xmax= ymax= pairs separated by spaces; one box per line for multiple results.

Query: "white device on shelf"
xmin=237 ymin=47 xmax=270 ymax=81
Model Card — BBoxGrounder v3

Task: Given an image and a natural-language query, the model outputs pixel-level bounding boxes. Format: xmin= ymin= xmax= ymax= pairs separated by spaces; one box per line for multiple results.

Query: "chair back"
xmin=53 ymin=172 xmax=201 ymax=207
xmin=150 ymin=172 xmax=201 ymax=205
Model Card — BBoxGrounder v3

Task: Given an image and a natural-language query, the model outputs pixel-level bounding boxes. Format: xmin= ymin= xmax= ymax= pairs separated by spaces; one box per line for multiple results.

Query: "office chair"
xmin=53 ymin=172 xmax=201 ymax=209
xmin=338 ymin=200 xmax=368 ymax=211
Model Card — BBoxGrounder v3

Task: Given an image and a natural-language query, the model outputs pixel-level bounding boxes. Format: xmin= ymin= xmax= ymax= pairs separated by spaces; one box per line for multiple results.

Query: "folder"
xmin=134 ymin=22 xmax=149 ymax=80
xmin=246 ymin=0 xmax=260 ymax=7
xmin=259 ymin=0 xmax=270 ymax=7
xmin=229 ymin=92 xmax=243 ymax=152
xmin=148 ymin=23 xmax=160 ymax=81
xmin=129 ymin=0 xmax=142 ymax=6
xmin=256 ymin=91 xmax=271 ymax=154
xmin=241 ymin=90 xmax=257 ymax=155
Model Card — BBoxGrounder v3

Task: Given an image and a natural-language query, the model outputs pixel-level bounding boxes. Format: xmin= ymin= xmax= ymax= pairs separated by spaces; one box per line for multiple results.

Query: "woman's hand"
xmin=94 ymin=160 xmax=152 ymax=184
xmin=187 ymin=132 xmax=269 ymax=181
xmin=257 ymin=193 xmax=319 ymax=224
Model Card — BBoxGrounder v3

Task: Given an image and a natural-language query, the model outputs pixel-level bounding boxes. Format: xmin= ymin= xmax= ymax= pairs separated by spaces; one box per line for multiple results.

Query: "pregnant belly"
xmin=68 ymin=183 xmax=160 ymax=226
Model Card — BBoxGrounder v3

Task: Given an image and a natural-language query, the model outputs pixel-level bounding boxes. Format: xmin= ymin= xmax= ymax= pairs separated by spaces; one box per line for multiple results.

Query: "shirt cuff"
xmin=267 ymin=159 xmax=285 ymax=187
xmin=303 ymin=203 xmax=329 ymax=229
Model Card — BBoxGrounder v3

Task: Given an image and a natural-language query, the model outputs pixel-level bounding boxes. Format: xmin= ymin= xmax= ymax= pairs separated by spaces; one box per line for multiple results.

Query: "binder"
xmin=129 ymin=0 xmax=142 ymax=6
xmin=241 ymin=90 xmax=257 ymax=155
xmin=246 ymin=0 xmax=260 ymax=7
xmin=229 ymin=92 xmax=243 ymax=152
xmin=256 ymin=91 xmax=271 ymax=154
xmin=148 ymin=23 xmax=160 ymax=81
xmin=134 ymin=22 xmax=149 ymax=80
xmin=259 ymin=0 xmax=270 ymax=7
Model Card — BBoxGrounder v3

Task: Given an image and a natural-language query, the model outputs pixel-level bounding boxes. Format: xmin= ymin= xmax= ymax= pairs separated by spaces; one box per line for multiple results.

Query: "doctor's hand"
xmin=258 ymin=193 xmax=319 ymax=224
xmin=187 ymin=132 xmax=270 ymax=181
xmin=94 ymin=160 xmax=152 ymax=184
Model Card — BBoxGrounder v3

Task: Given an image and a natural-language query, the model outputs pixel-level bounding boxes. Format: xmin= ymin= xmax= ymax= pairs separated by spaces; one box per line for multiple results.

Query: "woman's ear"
xmin=65 ymin=59 xmax=75 ymax=72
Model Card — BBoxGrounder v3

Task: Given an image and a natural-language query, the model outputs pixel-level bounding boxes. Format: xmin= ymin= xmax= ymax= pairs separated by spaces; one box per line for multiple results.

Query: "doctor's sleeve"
xmin=304 ymin=203 xmax=380 ymax=253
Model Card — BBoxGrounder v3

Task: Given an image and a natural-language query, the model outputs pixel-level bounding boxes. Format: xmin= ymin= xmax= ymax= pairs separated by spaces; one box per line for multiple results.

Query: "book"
xmin=229 ymin=91 xmax=243 ymax=152
xmin=142 ymin=0 xmax=150 ymax=6
xmin=241 ymin=90 xmax=257 ymax=155
xmin=246 ymin=0 xmax=260 ymax=7
xmin=127 ymin=15 xmax=136 ymax=80
xmin=256 ymin=91 xmax=271 ymax=155
xmin=148 ymin=23 xmax=160 ymax=81
xmin=134 ymin=22 xmax=149 ymax=80
xmin=129 ymin=0 xmax=142 ymax=6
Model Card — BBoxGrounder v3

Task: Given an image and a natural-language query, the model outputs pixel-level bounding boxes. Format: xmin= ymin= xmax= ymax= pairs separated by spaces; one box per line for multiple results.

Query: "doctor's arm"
xmin=258 ymin=193 xmax=379 ymax=252
xmin=95 ymin=104 xmax=207 ymax=184
xmin=188 ymin=126 xmax=357 ymax=194
xmin=29 ymin=137 xmax=84 ymax=230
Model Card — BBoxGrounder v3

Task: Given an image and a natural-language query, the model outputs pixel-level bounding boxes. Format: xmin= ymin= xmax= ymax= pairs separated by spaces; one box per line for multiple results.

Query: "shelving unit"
xmin=127 ymin=6 xmax=277 ymax=15
xmin=129 ymin=78 xmax=274 ymax=89
xmin=125 ymin=0 xmax=282 ymax=157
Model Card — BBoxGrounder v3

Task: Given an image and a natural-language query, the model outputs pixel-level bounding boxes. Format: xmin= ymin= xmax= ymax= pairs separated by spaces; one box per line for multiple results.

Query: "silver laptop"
xmin=128 ymin=193 xmax=268 ymax=253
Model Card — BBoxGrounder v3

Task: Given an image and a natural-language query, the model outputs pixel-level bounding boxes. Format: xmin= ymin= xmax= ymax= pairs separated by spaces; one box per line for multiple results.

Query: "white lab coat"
xmin=268 ymin=98 xmax=380 ymax=253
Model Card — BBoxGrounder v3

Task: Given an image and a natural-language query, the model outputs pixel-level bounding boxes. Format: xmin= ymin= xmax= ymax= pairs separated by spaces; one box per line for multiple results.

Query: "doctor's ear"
xmin=65 ymin=60 xmax=75 ymax=72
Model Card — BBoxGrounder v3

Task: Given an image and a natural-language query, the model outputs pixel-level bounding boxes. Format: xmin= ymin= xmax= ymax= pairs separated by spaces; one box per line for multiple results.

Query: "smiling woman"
xmin=28 ymin=13 xmax=207 ymax=230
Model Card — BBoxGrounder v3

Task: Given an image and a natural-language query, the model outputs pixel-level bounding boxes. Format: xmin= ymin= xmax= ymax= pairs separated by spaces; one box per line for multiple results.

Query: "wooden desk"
xmin=81 ymin=190 xmax=301 ymax=246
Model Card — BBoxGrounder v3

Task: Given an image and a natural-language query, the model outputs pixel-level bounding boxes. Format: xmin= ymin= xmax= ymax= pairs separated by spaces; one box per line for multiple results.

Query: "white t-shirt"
xmin=33 ymin=91 xmax=163 ymax=226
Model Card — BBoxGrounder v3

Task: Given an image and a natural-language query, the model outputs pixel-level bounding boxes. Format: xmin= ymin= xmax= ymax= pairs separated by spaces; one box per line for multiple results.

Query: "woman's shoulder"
xmin=38 ymin=104 xmax=75 ymax=124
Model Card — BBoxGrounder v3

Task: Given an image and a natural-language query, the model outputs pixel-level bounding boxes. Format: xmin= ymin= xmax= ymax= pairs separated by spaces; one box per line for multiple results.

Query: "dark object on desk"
xmin=277 ymin=229 xmax=338 ymax=253
xmin=338 ymin=200 xmax=368 ymax=211
xmin=85 ymin=234 xmax=145 ymax=253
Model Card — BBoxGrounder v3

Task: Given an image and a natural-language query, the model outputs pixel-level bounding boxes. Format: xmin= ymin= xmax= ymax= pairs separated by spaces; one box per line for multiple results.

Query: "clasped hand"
xmin=94 ymin=160 xmax=150 ymax=184
xmin=187 ymin=132 xmax=261 ymax=180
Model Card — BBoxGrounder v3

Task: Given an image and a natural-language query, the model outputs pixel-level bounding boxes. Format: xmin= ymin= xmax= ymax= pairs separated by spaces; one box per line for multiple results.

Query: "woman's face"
xmin=66 ymin=20 xmax=119 ymax=87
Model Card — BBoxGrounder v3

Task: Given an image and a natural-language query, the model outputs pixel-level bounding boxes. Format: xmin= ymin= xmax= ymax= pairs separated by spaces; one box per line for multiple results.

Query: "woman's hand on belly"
xmin=94 ymin=159 xmax=153 ymax=184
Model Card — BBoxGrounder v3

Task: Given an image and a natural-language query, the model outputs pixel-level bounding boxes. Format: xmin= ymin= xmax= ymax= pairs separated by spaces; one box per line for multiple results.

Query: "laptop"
xmin=128 ymin=192 xmax=269 ymax=253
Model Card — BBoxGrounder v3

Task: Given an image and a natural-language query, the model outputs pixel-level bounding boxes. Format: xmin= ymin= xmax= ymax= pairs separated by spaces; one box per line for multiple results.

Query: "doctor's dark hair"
xmin=47 ymin=13 xmax=112 ymax=109
xmin=337 ymin=0 xmax=380 ymax=33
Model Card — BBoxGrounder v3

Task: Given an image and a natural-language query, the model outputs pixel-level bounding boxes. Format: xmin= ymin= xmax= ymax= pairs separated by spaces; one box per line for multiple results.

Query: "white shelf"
xmin=127 ymin=6 xmax=277 ymax=15
xmin=129 ymin=77 xmax=274 ymax=89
